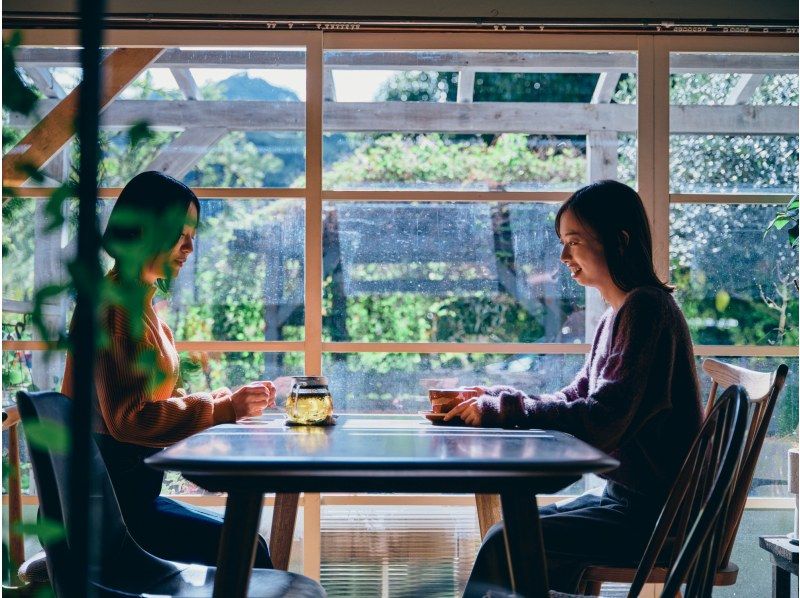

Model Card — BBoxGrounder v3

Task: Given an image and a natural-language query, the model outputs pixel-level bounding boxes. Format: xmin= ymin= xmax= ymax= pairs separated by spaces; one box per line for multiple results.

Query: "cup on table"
xmin=428 ymin=388 xmax=467 ymax=414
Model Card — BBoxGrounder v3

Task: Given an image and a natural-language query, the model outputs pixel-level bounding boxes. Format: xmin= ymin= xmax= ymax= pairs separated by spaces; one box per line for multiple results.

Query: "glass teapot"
xmin=285 ymin=376 xmax=333 ymax=425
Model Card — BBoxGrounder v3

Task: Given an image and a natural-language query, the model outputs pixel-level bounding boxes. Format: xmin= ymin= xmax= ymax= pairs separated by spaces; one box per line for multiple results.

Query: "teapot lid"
xmin=292 ymin=375 xmax=329 ymax=387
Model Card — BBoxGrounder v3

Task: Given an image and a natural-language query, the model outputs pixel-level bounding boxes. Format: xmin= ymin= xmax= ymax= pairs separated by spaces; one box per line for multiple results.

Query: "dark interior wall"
xmin=2 ymin=0 xmax=798 ymax=24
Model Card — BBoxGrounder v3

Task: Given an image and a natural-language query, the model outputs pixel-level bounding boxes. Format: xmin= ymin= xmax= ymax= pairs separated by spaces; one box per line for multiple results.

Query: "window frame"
xmin=3 ymin=28 xmax=797 ymax=582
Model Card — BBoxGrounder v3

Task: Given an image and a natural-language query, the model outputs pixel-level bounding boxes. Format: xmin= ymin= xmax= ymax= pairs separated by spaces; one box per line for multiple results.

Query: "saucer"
xmin=418 ymin=411 xmax=464 ymax=426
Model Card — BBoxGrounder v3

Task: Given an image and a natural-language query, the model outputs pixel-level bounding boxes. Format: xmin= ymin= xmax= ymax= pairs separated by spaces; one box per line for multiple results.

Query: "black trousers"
xmin=464 ymin=482 xmax=662 ymax=596
xmin=95 ymin=433 xmax=273 ymax=568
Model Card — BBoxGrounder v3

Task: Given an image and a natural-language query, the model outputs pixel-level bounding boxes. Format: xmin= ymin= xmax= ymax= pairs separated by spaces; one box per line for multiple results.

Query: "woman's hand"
xmin=444 ymin=397 xmax=483 ymax=426
xmin=457 ymin=386 xmax=487 ymax=400
xmin=212 ymin=387 xmax=232 ymax=400
xmin=230 ymin=381 xmax=277 ymax=419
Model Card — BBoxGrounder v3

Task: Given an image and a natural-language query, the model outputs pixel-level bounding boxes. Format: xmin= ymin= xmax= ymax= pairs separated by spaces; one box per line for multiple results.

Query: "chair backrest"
xmin=701 ymin=358 xmax=789 ymax=563
xmin=16 ymin=390 xmax=174 ymax=596
xmin=627 ymin=385 xmax=750 ymax=598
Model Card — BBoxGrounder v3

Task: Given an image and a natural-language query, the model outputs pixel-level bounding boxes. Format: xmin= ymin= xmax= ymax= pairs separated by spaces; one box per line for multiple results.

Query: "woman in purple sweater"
xmin=449 ymin=180 xmax=703 ymax=595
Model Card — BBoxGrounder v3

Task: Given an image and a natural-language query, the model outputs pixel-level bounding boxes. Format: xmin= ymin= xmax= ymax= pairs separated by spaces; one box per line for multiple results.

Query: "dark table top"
xmin=760 ymin=535 xmax=800 ymax=564
xmin=146 ymin=414 xmax=617 ymax=494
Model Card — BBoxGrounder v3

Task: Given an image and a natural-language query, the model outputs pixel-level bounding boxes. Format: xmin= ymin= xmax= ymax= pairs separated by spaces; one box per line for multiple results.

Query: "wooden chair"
xmin=16 ymin=390 xmax=326 ymax=597
xmin=548 ymin=385 xmax=751 ymax=598
xmin=579 ymin=359 xmax=789 ymax=595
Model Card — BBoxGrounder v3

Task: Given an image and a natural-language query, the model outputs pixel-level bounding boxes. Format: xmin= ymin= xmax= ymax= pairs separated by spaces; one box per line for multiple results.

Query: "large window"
xmin=3 ymin=31 xmax=797 ymax=597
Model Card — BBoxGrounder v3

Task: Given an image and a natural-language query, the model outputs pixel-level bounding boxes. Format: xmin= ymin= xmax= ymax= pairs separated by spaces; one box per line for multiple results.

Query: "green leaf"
xmin=2 ymin=31 xmax=40 ymax=116
xmin=128 ymin=120 xmax=154 ymax=148
xmin=32 ymin=283 xmax=69 ymax=343
xmin=789 ymin=223 xmax=798 ymax=246
xmin=771 ymin=216 xmax=790 ymax=231
xmin=22 ymin=419 xmax=70 ymax=453
xmin=18 ymin=162 xmax=45 ymax=184
xmin=715 ymin=290 xmax=731 ymax=313
xmin=12 ymin=517 xmax=66 ymax=544
xmin=44 ymin=182 xmax=77 ymax=232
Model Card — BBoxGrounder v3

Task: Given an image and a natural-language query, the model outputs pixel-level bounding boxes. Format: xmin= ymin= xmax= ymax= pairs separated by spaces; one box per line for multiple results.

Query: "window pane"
xmin=323 ymin=352 xmax=586 ymax=414
xmin=670 ymin=203 xmax=798 ymax=346
xmin=166 ymin=198 xmax=305 ymax=341
xmin=6 ymin=46 xmax=307 ymax=189
xmin=324 ymin=50 xmax=637 ymax=191
xmin=669 ymin=53 xmax=798 ymax=194
xmin=2 ymin=198 xmax=306 ymax=342
xmin=178 ymin=351 xmax=304 ymax=395
xmin=714 ymin=509 xmax=796 ymax=598
xmin=696 ymin=356 xmax=798 ymax=498
xmin=322 ymin=202 xmax=588 ymax=343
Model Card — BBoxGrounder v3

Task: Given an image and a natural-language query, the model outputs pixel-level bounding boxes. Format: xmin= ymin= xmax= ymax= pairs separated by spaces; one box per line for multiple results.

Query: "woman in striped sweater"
xmin=62 ymin=171 xmax=276 ymax=567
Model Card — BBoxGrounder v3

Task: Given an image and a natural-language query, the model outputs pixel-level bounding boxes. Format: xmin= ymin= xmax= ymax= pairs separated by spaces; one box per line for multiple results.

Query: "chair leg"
xmin=585 ymin=581 xmax=602 ymax=595
xmin=8 ymin=425 xmax=25 ymax=581
xmin=269 ymin=492 xmax=300 ymax=570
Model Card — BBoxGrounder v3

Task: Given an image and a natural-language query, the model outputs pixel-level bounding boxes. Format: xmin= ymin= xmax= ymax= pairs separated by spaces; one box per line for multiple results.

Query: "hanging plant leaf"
xmin=2 ymin=31 xmax=39 ymax=116
xmin=12 ymin=517 xmax=66 ymax=544
xmin=22 ymin=419 xmax=71 ymax=453
xmin=128 ymin=120 xmax=154 ymax=148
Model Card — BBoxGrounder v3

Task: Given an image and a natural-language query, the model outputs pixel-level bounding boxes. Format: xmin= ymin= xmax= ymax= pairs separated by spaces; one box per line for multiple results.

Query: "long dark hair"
xmin=555 ymin=180 xmax=672 ymax=293
xmin=103 ymin=171 xmax=200 ymax=285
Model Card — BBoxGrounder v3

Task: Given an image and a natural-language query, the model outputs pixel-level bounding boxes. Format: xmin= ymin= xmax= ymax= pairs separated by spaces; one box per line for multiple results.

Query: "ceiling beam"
xmin=10 ymin=99 xmax=795 ymax=135
xmin=13 ymin=48 xmax=797 ymax=74
xmin=23 ymin=66 xmax=65 ymax=98
xmin=590 ymin=72 xmax=620 ymax=103
xmin=3 ymin=47 xmax=164 ymax=186
xmin=143 ymin=127 xmax=228 ymax=178
xmin=724 ymin=74 xmax=767 ymax=105
xmin=457 ymin=69 xmax=475 ymax=103
xmin=170 ymin=67 xmax=200 ymax=100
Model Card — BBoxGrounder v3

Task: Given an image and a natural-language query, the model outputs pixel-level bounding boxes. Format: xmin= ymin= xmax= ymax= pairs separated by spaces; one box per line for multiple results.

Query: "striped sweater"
xmin=61 ymin=271 xmax=235 ymax=448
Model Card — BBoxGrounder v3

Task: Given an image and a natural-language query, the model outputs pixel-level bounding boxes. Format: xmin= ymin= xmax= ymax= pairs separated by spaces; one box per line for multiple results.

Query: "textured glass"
xmin=696 ymin=356 xmax=799 ymax=498
xmin=322 ymin=352 xmax=586 ymax=414
xmin=323 ymin=50 xmax=637 ymax=191
xmin=165 ymin=198 xmax=305 ymax=341
xmin=669 ymin=53 xmax=798 ymax=194
xmin=322 ymin=202 xmax=587 ymax=343
xmin=670 ymin=204 xmax=798 ymax=346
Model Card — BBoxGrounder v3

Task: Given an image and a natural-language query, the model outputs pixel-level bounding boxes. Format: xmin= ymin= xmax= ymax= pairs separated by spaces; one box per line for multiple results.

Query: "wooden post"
xmin=7 ymin=424 xmax=25 ymax=578
xmin=268 ymin=492 xmax=300 ymax=571
xmin=475 ymin=493 xmax=503 ymax=539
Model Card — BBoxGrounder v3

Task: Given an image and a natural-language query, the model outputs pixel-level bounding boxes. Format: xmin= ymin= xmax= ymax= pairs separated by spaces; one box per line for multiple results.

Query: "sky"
xmin=51 ymin=65 xmax=399 ymax=102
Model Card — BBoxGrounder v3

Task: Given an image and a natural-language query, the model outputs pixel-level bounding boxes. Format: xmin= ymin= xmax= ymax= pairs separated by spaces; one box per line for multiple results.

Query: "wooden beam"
xmin=457 ymin=69 xmax=475 ymax=103
xmin=3 ymin=48 xmax=164 ymax=187
xmin=323 ymin=67 xmax=336 ymax=102
xmin=171 ymin=67 xmax=200 ymax=100
xmin=586 ymin=130 xmax=617 ymax=340
xmin=14 ymin=48 xmax=798 ymax=74
xmin=143 ymin=127 xmax=228 ymax=178
xmin=724 ymin=74 xmax=766 ymax=105
xmin=24 ymin=66 xmax=65 ymax=98
xmin=9 ymin=100 xmax=796 ymax=135
xmin=590 ymin=72 xmax=621 ymax=103
xmin=40 ymin=147 xmax=71 ymax=184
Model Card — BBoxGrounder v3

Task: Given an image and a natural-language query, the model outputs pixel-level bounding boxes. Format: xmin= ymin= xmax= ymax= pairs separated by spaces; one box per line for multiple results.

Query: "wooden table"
xmin=759 ymin=535 xmax=799 ymax=598
xmin=146 ymin=414 xmax=617 ymax=598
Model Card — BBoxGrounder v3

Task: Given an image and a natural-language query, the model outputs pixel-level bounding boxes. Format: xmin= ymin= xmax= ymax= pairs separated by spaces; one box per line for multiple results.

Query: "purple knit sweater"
xmin=478 ymin=286 xmax=702 ymax=499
